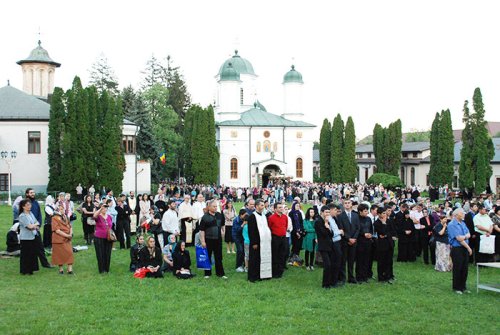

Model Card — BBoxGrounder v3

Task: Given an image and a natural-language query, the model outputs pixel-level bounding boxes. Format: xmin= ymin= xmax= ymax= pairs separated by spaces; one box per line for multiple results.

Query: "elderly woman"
xmin=43 ymin=195 xmax=56 ymax=249
xmin=18 ymin=199 xmax=40 ymax=275
xmin=433 ymin=215 xmax=452 ymax=272
xmin=52 ymin=202 xmax=74 ymax=274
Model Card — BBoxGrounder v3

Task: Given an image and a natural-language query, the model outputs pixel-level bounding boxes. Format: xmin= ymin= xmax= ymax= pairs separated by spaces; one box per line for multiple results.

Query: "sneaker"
xmin=236 ymin=267 xmax=245 ymax=273
xmin=232 ymin=250 xmax=236 ymax=254
xmin=204 ymin=276 xmax=210 ymax=279
xmin=464 ymin=290 xmax=471 ymax=294
xmin=310 ymin=266 xmax=314 ymax=271
xmin=227 ymin=251 xmax=231 ymax=254
xmin=306 ymin=266 xmax=310 ymax=271
xmin=455 ymin=290 xmax=463 ymax=295
xmin=244 ymin=268 xmax=248 ymax=272
xmin=222 ymin=275 xmax=228 ymax=279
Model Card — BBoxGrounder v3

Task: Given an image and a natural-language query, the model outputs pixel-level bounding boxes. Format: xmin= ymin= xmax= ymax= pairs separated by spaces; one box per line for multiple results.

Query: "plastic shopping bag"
xmin=133 ymin=267 xmax=151 ymax=278
xmin=479 ymin=235 xmax=495 ymax=254
xmin=196 ymin=246 xmax=212 ymax=270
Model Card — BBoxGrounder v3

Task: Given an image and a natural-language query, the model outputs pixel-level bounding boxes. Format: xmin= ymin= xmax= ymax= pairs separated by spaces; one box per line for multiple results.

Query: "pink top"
xmin=95 ymin=214 xmax=113 ymax=239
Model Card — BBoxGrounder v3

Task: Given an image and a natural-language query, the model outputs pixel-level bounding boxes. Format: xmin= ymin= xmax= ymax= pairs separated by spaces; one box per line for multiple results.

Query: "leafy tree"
xmin=141 ymin=55 xmax=167 ymax=90
xmin=366 ymin=173 xmax=404 ymax=189
xmin=341 ymin=117 xmax=357 ymax=182
xmin=405 ymin=130 xmax=430 ymax=142
xmin=330 ymin=114 xmax=344 ymax=182
xmin=89 ymin=54 xmax=119 ymax=95
xmin=319 ymin=119 xmax=331 ymax=181
xmin=313 ymin=141 xmax=320 ymax=150
xmin=47 ymin=87 xmax=65 ymax=192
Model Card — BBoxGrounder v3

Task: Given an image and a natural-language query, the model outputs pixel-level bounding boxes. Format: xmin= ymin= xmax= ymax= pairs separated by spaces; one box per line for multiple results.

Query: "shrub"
xmin=366 ymin=173 xmax=404 ymax=189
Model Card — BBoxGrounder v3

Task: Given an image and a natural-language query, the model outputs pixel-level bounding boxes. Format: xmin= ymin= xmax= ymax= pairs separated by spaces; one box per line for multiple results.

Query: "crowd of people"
xmin=5 ymin=182 xmax=500 ymax=293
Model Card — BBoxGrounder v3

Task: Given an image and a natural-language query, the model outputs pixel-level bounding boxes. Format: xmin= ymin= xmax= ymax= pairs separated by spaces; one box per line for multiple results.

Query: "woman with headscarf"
xmin=172 ymin=240 xmax=194 ymax=279
xmin=289 ymin=201 xmax=305 ymax=260
xmin=43 ymin=195 xmax=56 ymax=249
xmin=139 ymin=236 xmax=163 ymax=278
xmin=6 ymin=222 xmax=21 ymax=256
xmin=161 ymin=234 xmax=177 ymax=273
xmin=12 ymin=196 xmax=23 ymax=223
xmin=130 ymin=234 xmax=145 ymax=272
xmin=51 ymin=201 xmax=74 ymax=274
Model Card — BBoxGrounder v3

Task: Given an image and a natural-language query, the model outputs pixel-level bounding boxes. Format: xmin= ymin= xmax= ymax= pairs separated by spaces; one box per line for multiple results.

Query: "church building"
xmin=215 ymin=51 xmax=315 ymax=187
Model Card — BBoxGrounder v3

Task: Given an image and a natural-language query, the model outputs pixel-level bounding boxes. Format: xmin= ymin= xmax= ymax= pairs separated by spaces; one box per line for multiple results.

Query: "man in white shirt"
xmin=409 ymin=204 xmax=424 ymax=257
xmin=178 ymin=195 xmax=194 ymax=244
xmin=162 ymin=200 xmax=180 ymax=242
xmin=192 ymin=194 xmax=206 ymax=237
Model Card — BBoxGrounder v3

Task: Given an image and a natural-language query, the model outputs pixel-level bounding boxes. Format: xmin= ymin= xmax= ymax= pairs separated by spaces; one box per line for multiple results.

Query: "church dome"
xmin=219 ymin=62 xmax=240 ymax=81
xmin=17 ymin=40 xmax=61 ymax=67
xmin=283 ymin=65 xmax=303 ymax=84
xmin=218 ymin=50 xmax=255 ymax=76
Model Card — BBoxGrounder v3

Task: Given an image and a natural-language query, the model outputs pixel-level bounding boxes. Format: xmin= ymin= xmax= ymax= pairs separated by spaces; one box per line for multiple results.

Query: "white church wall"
xmin=218 ymin=127 xmax=250 ymax=187
xmin=284 ymin=128 xmax=314 ymax=181
xmin=250 ymin=127 xmax=285 ymax=163
xmin=0 ymin=121 xmax=49 ymax=193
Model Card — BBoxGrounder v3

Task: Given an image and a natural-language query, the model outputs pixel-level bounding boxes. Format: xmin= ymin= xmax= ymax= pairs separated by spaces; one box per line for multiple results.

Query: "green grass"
xmin=0 ymin=204 xmax=498 ymax=335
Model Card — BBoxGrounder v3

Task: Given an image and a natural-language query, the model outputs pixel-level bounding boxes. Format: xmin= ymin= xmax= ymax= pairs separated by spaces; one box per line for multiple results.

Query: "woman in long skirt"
xmin=434 ymin=215 xmax=452 ymax=272
xmin=52 ymin=202 xmax=74 ymax=274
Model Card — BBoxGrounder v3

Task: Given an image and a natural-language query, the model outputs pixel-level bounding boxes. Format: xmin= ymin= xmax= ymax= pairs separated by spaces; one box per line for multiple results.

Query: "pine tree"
xmin=319 ymin=118 xmax=332 ymax=181
xmin=342 ymin=117 xmax=357 ymax=182
xmin=89 ymin=54 xmax=119 ymax=95
xmin=164 ymin=56 xmax=191 ymax=132
xmin=330 ymin=114 xmax=344 ymax=182
xmin=459 ymin=100 xmax=474 ymax=191
xmin=47 ymin=87 xmax=65 ymax=192
xmin=429 ymin=112 xmax=441 ymax=185
xmin=373 ymin=124 xmax=385 ymax=173
xmin=141 ymin=55 xmax=168 ymax=90
xmin=439 ymin=109 xmax=455 ymax=186
xmin=121 ymin=85 xmax=137 ymax=120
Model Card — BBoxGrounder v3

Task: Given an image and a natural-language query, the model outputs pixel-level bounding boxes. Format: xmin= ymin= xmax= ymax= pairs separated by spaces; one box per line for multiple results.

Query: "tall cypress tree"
xmin=47 ymin=87 xmax=65 ymax=192
xmin=206 ymin=105 xmax=219 ymax=183
xmin=373 ymin=123 xmax=385 ymax=173
xmin=183 ymin=105 xmax=197 ymax=181
xmin=330 ymin=114 xmax=344 ymax=182
xmin=86 ymin=86 xmax=99 ymax=188
xmin=459 ymin=100 xmax=474 ymax=190
xmin=319 ymin=118 xmax=332 ymax=181
xmin=429 ymin=112 xmax=441 ymax=185
xmin=385 ymin=120 xmax=402 ymax=176
xmin=439 ymin=109 xmax=455 ymax=186
xmin=342 ymin=117 xmax=357 ymax=182
xmin=471 ymin=88 xmax=494 ymax=193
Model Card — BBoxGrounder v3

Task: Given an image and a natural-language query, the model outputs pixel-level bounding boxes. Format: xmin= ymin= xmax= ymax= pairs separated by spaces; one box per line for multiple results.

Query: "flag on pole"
xmin=159 ymin=151 xmax=166 ymax=165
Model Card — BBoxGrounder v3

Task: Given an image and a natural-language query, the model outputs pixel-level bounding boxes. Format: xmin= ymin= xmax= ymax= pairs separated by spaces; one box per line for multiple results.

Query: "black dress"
xmin=172 ymin=249 xmax=194 ymax=279
xmin=130 ymin=243 xmax=143 ymax=272
xmin=139 ymin=246 xmax=163 ymax=278
xmin=374 ymin=219 xmax=395 ymax=282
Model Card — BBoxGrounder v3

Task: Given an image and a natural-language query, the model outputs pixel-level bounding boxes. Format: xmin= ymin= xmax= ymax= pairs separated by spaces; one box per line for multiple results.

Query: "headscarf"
xmin=45 ymin=195 xmax=54 ymax=206
xmin=10 ymin=222 xmax=20 ymax=232
xmin=290 ymin=201 xmax=301 ymax=223
xmin=12 ymin=196 xmax=23 ymax=209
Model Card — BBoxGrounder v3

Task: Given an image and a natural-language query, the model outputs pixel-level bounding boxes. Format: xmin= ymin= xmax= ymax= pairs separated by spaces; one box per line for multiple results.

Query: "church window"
xmin=28 ymin=131 xmax=41 ymax=154
xmin=256 ymin=142 xmax=261 ymax=152
xmin=240 ymin=88 xmax=244 ymax=105
xmin=296 ymin=131 xmax=303 ymax=139
xmin=273 ymin=142 xmax=278 ymax=152
xmin=263 ymin=141 xmax=271 ymax=152
xmin=122 ymin=136 xmax=136 ymax=154
xmin=230 ymin=131 xmax=238 ymax=138
xmin=296 ymin=158 xmax=303 ymax=178
xmin=230 ymin=158 xmax=238 ymax=179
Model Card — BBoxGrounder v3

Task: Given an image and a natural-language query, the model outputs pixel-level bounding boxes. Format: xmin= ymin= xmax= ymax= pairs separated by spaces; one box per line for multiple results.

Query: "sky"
xmin=1 ymin=0 xmax=499 ymax=140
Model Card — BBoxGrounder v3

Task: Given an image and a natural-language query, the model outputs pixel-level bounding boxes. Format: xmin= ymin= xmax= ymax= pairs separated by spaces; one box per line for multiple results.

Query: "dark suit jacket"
xmin=419 ymin=216 xmax=435 ymax=239
xmin=338 ymin=210 xmax=360 ymax=241
xmin=314 ymin=217 xmax=334 ymax=252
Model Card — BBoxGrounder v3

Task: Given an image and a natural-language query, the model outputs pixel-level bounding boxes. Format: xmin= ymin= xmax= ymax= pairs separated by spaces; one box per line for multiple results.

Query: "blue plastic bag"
xmin=196 ymin=246 xmax=212 ymax=270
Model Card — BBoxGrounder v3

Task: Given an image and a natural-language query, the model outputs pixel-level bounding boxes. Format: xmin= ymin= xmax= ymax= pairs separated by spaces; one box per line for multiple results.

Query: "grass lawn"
xmin=0 ymin=203 xmax=498 ymax=335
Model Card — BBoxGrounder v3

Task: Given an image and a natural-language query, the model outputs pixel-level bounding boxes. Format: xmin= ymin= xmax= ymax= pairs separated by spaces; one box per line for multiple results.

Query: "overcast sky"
xmin=1 ymin=0 xmax=499 ymax=140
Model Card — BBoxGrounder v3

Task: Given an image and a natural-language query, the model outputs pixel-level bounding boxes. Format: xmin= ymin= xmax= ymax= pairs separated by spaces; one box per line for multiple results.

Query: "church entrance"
xmin=262 ymin=164 xmax=281 ymax=187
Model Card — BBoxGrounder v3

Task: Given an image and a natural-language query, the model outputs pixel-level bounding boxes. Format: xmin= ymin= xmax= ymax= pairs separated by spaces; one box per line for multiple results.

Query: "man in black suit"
xmin=464 ymin=203 xmax=478 ymax=263
xmin=337 ymin=198 xmax=360 ymax=284
xmin=314 ymin=205 xmax=334 ymax=289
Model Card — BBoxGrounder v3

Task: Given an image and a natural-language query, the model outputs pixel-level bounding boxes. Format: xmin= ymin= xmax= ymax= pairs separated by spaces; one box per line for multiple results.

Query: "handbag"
xmin=479 ymin=234 xmax=495 ymax=254
xmin=87 ymin=217 xmax=96 ymax=226
xmin=107 ymin=228 xmax=117 ymax=242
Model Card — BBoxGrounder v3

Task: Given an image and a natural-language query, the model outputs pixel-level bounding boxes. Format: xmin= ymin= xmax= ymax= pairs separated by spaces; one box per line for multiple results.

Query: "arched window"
xmin=410 ymin=167 xmax=415 ymax=186
xmin=263 ymin=140 xmax=271 ymax=152
xmin=273 ymin=142 xmax=278 ymax=152
xmin=240 ymin=88 xmax=244 ymax=105
xmin=230 ymin=158 xmax=238 ymax=179
xmin=256 ymin=142 xmax=261 ymax=152
xmin=296 ymin=158 xmax=303 ymax=178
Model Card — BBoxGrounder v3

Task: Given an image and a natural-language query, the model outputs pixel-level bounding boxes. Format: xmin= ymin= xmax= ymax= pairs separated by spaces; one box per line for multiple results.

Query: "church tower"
xmin=17 ymin=40 xmax=61 ymax=98
xmin=282 ymin=65 xmax=304 ymax=121
xmin=217 ymin=62 xmax=241 ymax=121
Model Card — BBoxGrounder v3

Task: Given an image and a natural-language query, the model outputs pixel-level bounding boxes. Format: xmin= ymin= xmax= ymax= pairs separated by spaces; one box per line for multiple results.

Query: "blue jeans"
xmin=235 ymin=239 xmax=244 ymax=269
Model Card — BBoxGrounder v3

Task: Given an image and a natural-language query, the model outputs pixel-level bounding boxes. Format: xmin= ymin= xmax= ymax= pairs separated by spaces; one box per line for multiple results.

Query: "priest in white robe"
xmin=248 ymin=199 xmax=272 ymax=282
